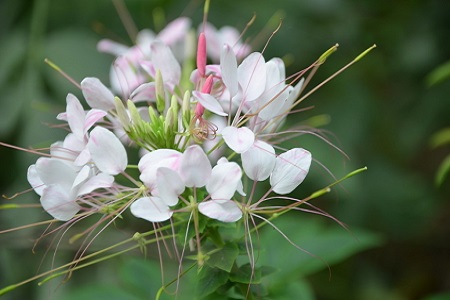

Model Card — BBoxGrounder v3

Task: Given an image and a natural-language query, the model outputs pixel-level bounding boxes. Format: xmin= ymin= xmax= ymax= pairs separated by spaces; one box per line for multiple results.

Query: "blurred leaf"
xmin=0 ymin=29 xmax=27 ymax=88
xmin=430 ymin=127 xmax=450 ymax=148
xmin=435 ymin=154 xmax=450 ymax=186
xmin=64 ymin=285 xmax=140 ymax=300
xmin=258 ymin=216 xmax=382 ymax=280
xmin=426 ymin=60 xmax=450 ymax=87
xmin=424 ymin=292 xmax=450 ymax=300
xmin=272 ymin=278 xmax=315 ymax=300
xmin=119 ymin=258 xmax=163 ymax=299
xmin=229 ymin=263 xmax=262 ymax=284
xmin=197 ymin=265 xmax=229 ymax=297
xmin=206 ymin=242 xmax=239 ymax=272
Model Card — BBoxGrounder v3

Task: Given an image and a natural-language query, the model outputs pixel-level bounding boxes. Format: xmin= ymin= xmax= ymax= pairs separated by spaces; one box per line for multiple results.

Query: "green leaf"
xmin=258 ymin=216 xmax=382 ymax=279
xmin=430 ymin=127 xmax=450 ymax=148
xmin=424 ymin=292 xmax=450 ymax=300
xmin=196 ymin=266 xmax=229 ymax=297
xmin=64 ymin=285 xmax=140 ymax=300
xmin=426 ymin=60 xmax=450 ymax=87
xmin=436 ymin=154 xmax=450 ymax=186
xmin=119 ymin=258 xmax=163 ymax=299
xmin=229 ymin=263 xmax=262 ymax=284
xmin=206 ymin=243 xmax=239 ymax=273
xmin=272 ymin=279 xmax=315 ymax=300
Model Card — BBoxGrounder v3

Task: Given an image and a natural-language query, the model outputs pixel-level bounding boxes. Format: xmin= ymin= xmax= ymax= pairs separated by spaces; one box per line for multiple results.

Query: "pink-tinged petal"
xmin=222 ymin=126 xmax=255 ymax=154
xmin=179 ymin=145 xmax=211 ymax=188
xmin=84 ymin=109 xmax=107 ymax=134
xmin=206 ymin=162 xmax=242 ymax=200
xmin=40 ymin=185 xmax=80 ymax=221
xmin=56 ymin=112 xmax=67 ymax=121
xmin=77 ymin=173 xmax=114 ymax=196
xmin=88 ymin=126 xmax=128 ymax=175
xmin=27 ymin=165 xmax=45 ymax=196
xmin=155 ymin=168 xmax=184 ymax=206
xmin=97 ymin=39 xmax=129 ymax=56
xmin=220 ymin=44 xmax=238 ymax=97
xmin=242 ymin=140 xmax=276 ymax=181
xmin=110 ymin=56 xmax=143 ymax=97
xmin=198 ymin=200 xmax=242 ymax=222
xmin=190 ymin=65 xmax=221 ymax=87
xmin=65 ymin=94 xmax=86 ymax=139
xmin=130 ymin=197 xmax=172 ymax=222
xmin=35 ymin=158 xmax=77 ymax=190
xmin=237 ymin=52 xmax=266 ymax=102
xmin=157 ymin=17 xmax=191 ymax=45
xmin=193 ymin=91 xmax=228 ymax=117
xmin=150 ymin=41 xmax=181 ymax=89
xmin=139 ymin=149 xmax=182 ymax=189
xmin=130 ymin=82 xmax=156 ymax=102
xmin=81 ymin=77 xmax=115 ymax=111
xmin=270 ymin=148 xmax=312 ymax=194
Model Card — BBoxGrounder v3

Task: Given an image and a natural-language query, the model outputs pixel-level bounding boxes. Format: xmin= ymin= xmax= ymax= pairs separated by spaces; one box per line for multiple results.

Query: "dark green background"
xmin=1 ymin=0 xmax=449 ymax=299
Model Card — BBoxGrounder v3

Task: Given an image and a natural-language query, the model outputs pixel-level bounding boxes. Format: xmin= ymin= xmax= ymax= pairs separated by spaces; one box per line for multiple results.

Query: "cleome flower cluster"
xmin=28 ymin=16 xmax=314 ymax=228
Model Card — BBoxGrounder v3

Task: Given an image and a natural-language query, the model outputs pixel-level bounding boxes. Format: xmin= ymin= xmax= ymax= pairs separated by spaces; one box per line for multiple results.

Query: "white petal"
xmin=265 ymin=58 xmax=285 ymax=88
xmin=155 ymin=168 xmax=184 ymax=206
xmin=139 ymin=149 xmax=182 ymax=189
xmin=72 ymin=165 xmax=91 ymax=190
xmin=179 ymin=145 xmax=211 ymax=188
xmin=130 ymin=82 xmax=156 ymax=102
xmin=88 ymin=126 xmax=128 ymax=175
xmin=84 ymin=109 xmax=107 ymax=134
xmin=157 ymin=17 xmax=191 ymax=45
xmin=40 ymin=185 xmax=80 ymax=221
xmin=270 ymin=148 xmax=312 ymax=194
xmin=206 ymin=162 xmax=241 ymax=200
xmin=27 ymin=165 xmax=45 ymax=196
xmin=130 ymin=197 xmax=172 ymax=222
xmin=97 ymin=39 xmax=129 ymax=56
xmin=77 ymin=173 xmax=114 ymax=196
xmin=220 ymin=44 xmax=238 ymax=97
xmin=150 ymin=41 xmax=181 ymax=89
xmin=257 ymin=85 xmax=290 ymax=121
xmin=65 ymin=94 xmax=86 ymax=139
xmin=81 ymin=77 xmax=115 ymax=111
xmin=198 ymin=200 xmax=242 ymax=222
xmin=222 ymin=126 xmax=255 ymax=154
xmin=35 ymin=158 xmax=77 ymax=190
xmin=238 ymin=52 xmax=266 ymax=102
xmin=193 ymin=91 xmax=228 ymax=117
xmin=61 ymin=134 xmax=85 ymax=156
xmin=242 ymin=140 xmax=276 ymax=181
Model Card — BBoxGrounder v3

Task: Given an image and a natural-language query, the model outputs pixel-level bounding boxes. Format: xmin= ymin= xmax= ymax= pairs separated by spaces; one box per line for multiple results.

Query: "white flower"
xmin=131 ymin=145 xmax=243 ymax=223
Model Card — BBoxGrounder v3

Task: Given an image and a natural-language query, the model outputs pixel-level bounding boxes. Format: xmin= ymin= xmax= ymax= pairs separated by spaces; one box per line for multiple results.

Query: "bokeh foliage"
xmin=0 ymin=0 xmax=449 ymax=299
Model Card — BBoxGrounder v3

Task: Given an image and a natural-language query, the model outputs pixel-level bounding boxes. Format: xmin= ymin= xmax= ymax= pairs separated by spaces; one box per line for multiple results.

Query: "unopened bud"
xmin=182 ymin=90 xmax=191 ymax=129
xmin=155 ymin=70 xmax=166 ymax=113
xmin=127 ymin=100 xmax=141 ymax=126
xmin=114 ymin=97 xmax=130 ymax=130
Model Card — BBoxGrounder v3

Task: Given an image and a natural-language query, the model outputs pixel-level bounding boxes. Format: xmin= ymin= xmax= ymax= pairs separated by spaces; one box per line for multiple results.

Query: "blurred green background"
xmin=0 ymin=0 xmax=449 ymax=299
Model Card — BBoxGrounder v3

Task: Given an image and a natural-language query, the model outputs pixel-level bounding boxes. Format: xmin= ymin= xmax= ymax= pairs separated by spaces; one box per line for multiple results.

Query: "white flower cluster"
xmin=27 ymin=16 xmax=312 ymax=225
